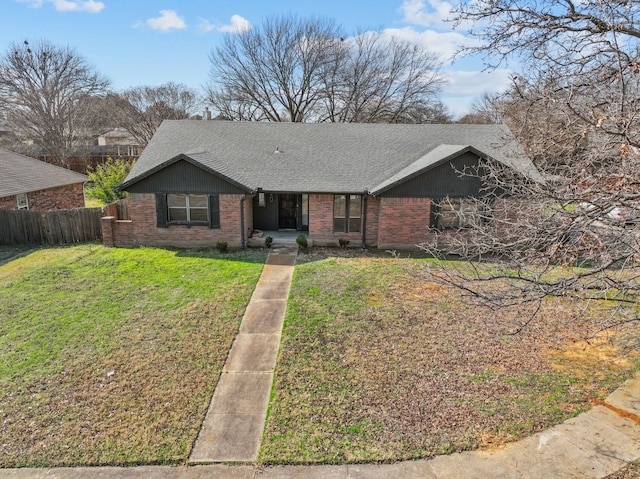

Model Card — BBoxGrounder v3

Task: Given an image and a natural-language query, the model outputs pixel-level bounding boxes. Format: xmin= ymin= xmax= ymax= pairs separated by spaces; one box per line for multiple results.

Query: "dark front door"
xmin=279 ymin=194 xmax=297 ymax=229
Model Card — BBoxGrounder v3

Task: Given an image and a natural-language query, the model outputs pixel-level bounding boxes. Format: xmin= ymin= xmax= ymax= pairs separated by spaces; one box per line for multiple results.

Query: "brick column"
xmin=101 ymin=216 xmax=115 ymax=247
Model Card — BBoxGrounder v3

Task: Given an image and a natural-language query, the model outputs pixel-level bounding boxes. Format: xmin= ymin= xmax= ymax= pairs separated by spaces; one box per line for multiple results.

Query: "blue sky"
xmin=2 ymin=0 xmax=515 ymax=117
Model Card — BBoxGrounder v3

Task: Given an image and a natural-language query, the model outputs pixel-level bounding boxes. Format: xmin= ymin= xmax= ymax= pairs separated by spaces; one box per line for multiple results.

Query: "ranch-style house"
xmin=102 ymin=121 xmax=542 ymax=249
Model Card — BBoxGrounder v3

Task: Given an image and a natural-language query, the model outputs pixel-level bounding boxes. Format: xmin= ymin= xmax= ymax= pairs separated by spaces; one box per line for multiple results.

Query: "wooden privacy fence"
xmin=102 ymin=199 xmax=130 ymax=220
xmin=0 ymin=208 xmax=103 ymax=245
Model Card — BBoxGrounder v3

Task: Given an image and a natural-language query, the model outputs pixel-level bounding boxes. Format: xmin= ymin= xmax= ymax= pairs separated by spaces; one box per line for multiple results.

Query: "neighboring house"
xmin=95 ymin=128 xmax=142 ymax=158
xmin=0 ymin=148 xmax=88 ymax=210
xmin=103 ymin=121 xmax=542 ymax=249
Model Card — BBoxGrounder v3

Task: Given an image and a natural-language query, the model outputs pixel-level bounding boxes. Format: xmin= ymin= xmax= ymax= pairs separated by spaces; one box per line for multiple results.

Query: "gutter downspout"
xmin=361 ymin=192 xmax=368 ymax=249
xmin=240 ymin=196 xmax=246 ymax=250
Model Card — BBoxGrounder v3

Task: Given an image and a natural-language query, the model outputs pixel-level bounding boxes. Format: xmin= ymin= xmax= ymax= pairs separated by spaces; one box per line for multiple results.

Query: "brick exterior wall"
xmin=377 ymin=197 xmax=432 ymax=249
xmin=104 ymin=191 xmax=435 ymax=250
xmin=0 ymin=183 xmax=85 ymax=211
xmin=308 ymin=194 xmax=334 ymax=243
xmin=363 ymin=196 xmax=379 ymax=246
xmin=308 ymin=194 xmax=380 ymax=247
xmin=103 ymin=192 xmax=247 ymax=248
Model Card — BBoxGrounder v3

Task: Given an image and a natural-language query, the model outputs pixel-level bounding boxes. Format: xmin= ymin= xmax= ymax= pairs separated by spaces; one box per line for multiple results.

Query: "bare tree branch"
xmin=0 ymin=39 xmax=110 ymax=167
xmin=114 ymin=82 xmax=200 ymax=147
xmin=206 ymin=15 xmax=446 ymax=123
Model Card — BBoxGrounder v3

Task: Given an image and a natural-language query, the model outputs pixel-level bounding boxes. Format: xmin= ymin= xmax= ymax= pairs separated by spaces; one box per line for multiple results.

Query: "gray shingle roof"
xmin=123 ymin=121 xmax=542 ymax=193
xmin=0 ymin=148 xmax=88 ymax=198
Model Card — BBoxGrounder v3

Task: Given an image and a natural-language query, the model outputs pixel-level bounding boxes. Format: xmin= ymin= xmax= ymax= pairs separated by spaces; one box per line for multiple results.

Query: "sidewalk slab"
xmin=177 ymin=465 xmax=254 ymax=479
xmin=240 ymin=300 xmax=288 ymax=334
xmin=587 ymin=405 xmax=640 ymax=441
xmin=257 ymin=465 xmax=347 ymax=478
xmin=260 ymin=264 xmax=295 ymax=282
xmin=189 ymin=412 xmax=266 ymax=462
xmin=189 ymin=373 xmax=273 ymax=462
xmin=251 ymin=281 xmax=292 ymax=300
xmin=224 ymin=333 xmax=281 ymax=372
xmin=265 ymin=254 xmax=297 ymax=266
xmin=2 ymin=467 xmax=175 ymax=478
xmin=559 ymin=411 xmax=640 ymax=463
xmin=605 ymin=372 xmax=640 ymax=418
xmin=429 ymin=448 xmax=524 ymax=479
xmin=347 ymin=460 xmax=436 ymax=478
xmin=0 ymin=469 xmax=52 ymax=479
xmin=208 ymin=372 xmax=273 ymax=414
xmin=512 ymin=432 xmax=616 ymax=479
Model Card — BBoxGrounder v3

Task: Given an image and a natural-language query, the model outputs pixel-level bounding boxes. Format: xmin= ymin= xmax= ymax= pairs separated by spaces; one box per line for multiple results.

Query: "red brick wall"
xmin=104 ymin=192 xmax=434 ymax=250
xmin=364 ymin=196 xmax=379 ymax=246
xmin=0 ymin=183 xmax=85 ymax=211
xmin=104 ymin=193 xmax=246 ymax=248
xmin=377 ymin=197 xmax=431 ymax=249
xmin=309 ymin=194 xmax=379 ymax=247
xmin=308 ymin=194 xmax=334 ymax=242
xmin=0 ymin=195 xmax=17 ymax=210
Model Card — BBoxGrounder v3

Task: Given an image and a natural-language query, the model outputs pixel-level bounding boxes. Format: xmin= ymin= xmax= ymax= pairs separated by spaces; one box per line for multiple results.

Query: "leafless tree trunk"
xmin=207 ymin=15 xmax=446 ymax=123
xmin=0 ymin=39 xmax=110 ymax=167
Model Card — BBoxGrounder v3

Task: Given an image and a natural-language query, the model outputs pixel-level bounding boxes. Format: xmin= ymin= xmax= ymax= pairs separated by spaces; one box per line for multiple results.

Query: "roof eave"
xmin=371 ymin=146 xmax=484 ymax=195
xmin=117 ymin=153 xmax=256 ymax=193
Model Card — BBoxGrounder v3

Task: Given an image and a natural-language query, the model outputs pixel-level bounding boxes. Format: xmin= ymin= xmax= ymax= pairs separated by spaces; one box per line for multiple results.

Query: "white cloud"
xmin=141 ymin=10 xmax=187 ymax=32
xmin=399 ymin=0 xmax=455 ymax=29
xmin=16 ymin=0 xmax=104 ymax=12
xmin=383 ymin=26 xmax=478 ymax=62
xmin=197 ymin=14 xmax=251 ymax=35
xmin=197 ymin=18 xmax=216 ymax=33
xmin=218 ymin=15 xmax=251 ymax=34
xmin=442 ymin=68 xmax=513 ymax=98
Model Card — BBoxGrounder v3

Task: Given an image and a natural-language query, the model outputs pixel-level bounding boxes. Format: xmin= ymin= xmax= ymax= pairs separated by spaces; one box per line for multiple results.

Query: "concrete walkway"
xmin=189 ymin=245 xmax=298 ymax=463
xmin=3 ymin=245 xmax=640 ymax=477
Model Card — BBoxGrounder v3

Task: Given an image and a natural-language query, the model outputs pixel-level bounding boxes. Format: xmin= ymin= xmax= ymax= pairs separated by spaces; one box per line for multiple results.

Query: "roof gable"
xmin=119 ymin=153 xmax=254 ymax=193
xmin=371 ymin=145 xmax=477 ymax=195
xmin=0 ymin=148 xmax=88 ymax=198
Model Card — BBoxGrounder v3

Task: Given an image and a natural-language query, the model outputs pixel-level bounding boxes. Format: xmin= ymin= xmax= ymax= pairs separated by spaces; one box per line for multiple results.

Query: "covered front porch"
xmin=252 ymin=192 xmax=309 ymax=233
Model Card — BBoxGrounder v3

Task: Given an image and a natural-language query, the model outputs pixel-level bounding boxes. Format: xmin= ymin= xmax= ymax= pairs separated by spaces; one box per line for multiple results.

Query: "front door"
xmin=279 ymin=194 xmax=297 ymax=229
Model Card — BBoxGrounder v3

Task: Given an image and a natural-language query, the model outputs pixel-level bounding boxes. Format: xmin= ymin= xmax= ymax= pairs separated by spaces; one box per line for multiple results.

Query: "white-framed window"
xmin=432 ymin=197 xmax=483 ymax=229
xmin=167 ymin=194 xmax=208 ymax=223
xmin=16 ymin=193 xmax=28 ymax=210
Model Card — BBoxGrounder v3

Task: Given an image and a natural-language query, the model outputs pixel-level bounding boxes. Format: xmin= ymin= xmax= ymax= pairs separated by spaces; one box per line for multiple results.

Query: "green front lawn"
xmin=1 ymin=245 xmax=637 ymax=468
xmin=260 ymin=252 xmax=640 ymax=464
xmin=0 ymin=245 xmax=265 ymax=467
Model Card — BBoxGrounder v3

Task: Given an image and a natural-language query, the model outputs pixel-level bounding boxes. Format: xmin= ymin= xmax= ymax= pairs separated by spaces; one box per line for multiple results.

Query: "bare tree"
xmin=0 ymin=39 xmax=110 ymax=167
xmin=420 ymin=1 xmax=640 ymax=343
xmin=320 ymin=30 xmax=446 ymax=123
xmin=457 ymin=92 xmax=505 ymax=124
xmin=206 ymin=15 xmax=445 ymax=123
xmin=115 ymin=82 xmax=200 ymax=147
xmin=452 ymin=0 xmax=640 ymax=151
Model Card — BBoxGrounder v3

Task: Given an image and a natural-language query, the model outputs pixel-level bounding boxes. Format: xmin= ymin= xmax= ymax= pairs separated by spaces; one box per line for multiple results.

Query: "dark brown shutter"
xmin=208 ymin=194 xmax=220 ymax=229
xmin=156 ymin=193 xmax=168 ymax=228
